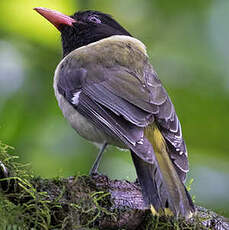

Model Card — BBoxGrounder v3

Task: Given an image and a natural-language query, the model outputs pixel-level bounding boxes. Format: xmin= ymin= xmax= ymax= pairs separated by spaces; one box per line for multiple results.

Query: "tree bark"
xmin=0 ymin=166 xmax=229 ymax=230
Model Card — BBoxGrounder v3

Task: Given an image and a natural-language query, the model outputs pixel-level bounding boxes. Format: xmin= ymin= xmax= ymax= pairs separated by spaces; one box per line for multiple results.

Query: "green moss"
xmin=0 ymin=142 xmax=112 ymax=229
xmin=142 ymin=214 xmax=212 ymax=230
xmin=0 ymin=142 xmax=53 ymax=229
xmin=0 ymin=193 xmax=25 ymax=229
xmin=0 ymin=141 xmax=227 ymax=230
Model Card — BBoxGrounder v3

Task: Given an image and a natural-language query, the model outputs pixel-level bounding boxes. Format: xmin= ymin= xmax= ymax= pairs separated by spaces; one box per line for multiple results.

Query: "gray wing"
xmin=57 ymin=58 xmax=188 ymax=182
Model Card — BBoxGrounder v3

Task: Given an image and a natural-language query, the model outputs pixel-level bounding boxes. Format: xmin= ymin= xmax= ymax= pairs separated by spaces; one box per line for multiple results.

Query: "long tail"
xmin=131 ymin=124 xmax=195 ymax=218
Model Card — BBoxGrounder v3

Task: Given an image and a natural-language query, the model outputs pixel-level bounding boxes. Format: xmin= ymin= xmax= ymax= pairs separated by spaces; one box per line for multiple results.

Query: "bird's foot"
xmin=89 ymin=170 xmax=103 ymax=178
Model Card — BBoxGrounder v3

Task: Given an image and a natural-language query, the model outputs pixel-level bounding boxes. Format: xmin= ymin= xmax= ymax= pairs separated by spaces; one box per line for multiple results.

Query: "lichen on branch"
xmin=0 ymin=141 xmax=228 ymax=230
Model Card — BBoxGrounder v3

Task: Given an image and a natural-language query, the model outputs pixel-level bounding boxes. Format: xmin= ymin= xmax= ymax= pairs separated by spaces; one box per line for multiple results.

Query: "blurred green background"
xmin=0 ymin=0 xmax=228 ymax=217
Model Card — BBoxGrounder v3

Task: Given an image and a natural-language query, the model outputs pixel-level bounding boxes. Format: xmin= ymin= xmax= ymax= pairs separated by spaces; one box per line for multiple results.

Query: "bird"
xmin=34 ymin=7 xmax=195 ymax=218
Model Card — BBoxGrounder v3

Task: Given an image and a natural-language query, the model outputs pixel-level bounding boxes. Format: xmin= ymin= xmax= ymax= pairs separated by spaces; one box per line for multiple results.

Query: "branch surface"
xmin=0 ymin=144 xmax=229 ymax=229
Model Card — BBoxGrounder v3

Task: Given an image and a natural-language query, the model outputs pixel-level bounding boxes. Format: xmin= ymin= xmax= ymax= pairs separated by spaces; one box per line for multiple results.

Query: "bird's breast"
xmin=59 ymin=93 xmax=105 ymax=141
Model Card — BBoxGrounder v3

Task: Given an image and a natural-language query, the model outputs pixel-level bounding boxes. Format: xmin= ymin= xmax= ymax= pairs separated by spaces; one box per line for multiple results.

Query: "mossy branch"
xmin=0 ymin=142 xmax=229 ymax=230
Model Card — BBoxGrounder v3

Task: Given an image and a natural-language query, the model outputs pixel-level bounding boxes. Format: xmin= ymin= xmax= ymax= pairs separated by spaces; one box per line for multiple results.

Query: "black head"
xmin=61 ymin=10 xmax=131 ymax=56
xmin=34 ymin=8 xmax=132 ymax=57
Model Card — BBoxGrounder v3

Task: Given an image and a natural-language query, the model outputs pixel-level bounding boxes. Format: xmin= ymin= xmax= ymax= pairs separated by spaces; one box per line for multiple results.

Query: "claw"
xmin=150 ymin=205 xmax=159 ymax=216
xmin=164 ymin=208 xmax=174 ymax=216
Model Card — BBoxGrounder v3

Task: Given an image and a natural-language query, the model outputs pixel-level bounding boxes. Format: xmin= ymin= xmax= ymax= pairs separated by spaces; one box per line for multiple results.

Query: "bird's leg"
xmin=89 ymin=142 xmax=108 ymax=176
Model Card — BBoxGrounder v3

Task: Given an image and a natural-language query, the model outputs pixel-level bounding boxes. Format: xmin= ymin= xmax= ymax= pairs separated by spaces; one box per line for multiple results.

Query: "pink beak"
xmin=34 ymin=7 xmax=76 ymax=30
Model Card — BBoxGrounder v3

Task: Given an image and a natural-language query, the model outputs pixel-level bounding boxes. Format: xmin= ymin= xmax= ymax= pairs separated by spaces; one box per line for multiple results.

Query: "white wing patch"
xmin=72 ymin=91 xmax=81 ymax=105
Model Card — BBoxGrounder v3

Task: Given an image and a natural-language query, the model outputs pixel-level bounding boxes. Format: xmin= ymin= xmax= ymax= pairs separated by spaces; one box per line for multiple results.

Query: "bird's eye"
xmin=88 ymin=15 xmax=101 ymax=24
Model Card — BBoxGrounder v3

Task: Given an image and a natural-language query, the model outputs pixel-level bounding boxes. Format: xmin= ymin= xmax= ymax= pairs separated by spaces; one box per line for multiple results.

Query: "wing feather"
xmin=56 ymin=49 xmax=189 ymax=181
